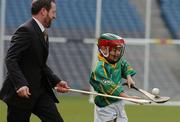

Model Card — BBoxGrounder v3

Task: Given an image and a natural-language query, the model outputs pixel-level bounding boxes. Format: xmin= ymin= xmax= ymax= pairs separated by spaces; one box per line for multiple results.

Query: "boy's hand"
xmin=126 ymin=75 xmax=135 ymax=88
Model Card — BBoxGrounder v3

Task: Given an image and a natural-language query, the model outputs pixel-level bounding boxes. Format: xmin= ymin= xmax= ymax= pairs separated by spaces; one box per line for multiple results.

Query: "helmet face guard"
xmin=97 ymin=33 xmax=125 ymax=63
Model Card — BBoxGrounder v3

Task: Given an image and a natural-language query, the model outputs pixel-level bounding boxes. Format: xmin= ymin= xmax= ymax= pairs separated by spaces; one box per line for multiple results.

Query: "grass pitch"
xmin=0 ymin=95 xmax=180 ymax=122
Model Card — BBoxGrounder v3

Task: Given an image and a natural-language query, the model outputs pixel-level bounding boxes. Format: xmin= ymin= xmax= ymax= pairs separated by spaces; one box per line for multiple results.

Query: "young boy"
xmin=89 ymin=33 xmax=139 ymax=122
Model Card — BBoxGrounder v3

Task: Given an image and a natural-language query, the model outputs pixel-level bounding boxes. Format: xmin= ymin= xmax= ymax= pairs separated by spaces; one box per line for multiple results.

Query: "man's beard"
xmin=46 ymin=21 xmax=51 ymax=28
xmin=45 ymin=19 xmax=51 ymax=28
xmin=44 ymin=15 xmax=52 ymax=28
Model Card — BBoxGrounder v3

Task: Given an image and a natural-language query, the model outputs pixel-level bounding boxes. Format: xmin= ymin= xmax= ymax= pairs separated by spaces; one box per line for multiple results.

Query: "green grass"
xmin=0 ymin=95 xmax=94 ymax=122
xmin=126 ymin=105 xmax=180 ymax=122
xmin=0 ymin=95 xmax=180 ymax=122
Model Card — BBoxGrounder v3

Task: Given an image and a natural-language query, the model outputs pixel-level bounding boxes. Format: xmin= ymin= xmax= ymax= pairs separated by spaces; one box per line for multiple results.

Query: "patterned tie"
xmin=42 ymin=30 xmax=49 ymax=48
xmin=43 ymin=30 xmax=48 ymax=42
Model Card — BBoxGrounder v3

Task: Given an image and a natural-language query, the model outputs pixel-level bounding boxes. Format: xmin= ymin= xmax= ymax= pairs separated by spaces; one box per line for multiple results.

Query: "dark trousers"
xmin=7 ymin=92 xmax=64 ymax=122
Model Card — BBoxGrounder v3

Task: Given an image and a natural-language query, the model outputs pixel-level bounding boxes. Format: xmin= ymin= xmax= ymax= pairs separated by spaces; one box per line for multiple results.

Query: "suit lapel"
xmin=31 ymin=19 xmax=49 ymax=63
xmin=40 ymin=32 xmax=49 ymax=52
xmin=31 ymin=19 xmax=48 ymax=52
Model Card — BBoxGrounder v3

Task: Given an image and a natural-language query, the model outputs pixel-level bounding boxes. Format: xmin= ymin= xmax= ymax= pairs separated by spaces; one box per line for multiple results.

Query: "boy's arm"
xmin=126 ymin=75 xmax=135 ymax=88
xmin=121 ymin=59 xmax=136 ymax=87
xmin=121 ymin=58 xmax=136 ymax=79
xmin=119 ymin=92 xmax=140 ymax=99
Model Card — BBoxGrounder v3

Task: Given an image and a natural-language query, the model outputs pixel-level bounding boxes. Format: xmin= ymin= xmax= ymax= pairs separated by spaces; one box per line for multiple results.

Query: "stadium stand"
xmin=131 ymin=0 xmax=171 ymax=38
xmin=47 ymin=42 xmax=93 ymax=89
xmin=101 ymin=0 xmax=145 ymax=38
xmin=4 ymin=40 xmax=94 ymax=90
xmin=5 ymin=0 xmax=145 ymax=39
xmin=159 ymin=0 xmax=180 ymax=39
xmin=3 ymin=0 xmax=180 ymax=100
xmin=4 ymin=0 xmax=146 ymax=89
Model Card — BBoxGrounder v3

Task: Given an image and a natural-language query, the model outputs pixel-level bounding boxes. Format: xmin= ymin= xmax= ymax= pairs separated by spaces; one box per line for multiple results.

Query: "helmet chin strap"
xmin=99 ymin=47 xmax=109 ymax=58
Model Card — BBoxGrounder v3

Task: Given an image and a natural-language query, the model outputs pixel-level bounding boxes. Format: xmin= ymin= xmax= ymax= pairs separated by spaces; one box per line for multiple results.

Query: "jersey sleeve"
xmin=121 ymin=58 xmax=136 ymax=79
xmin=90 ymin=62 xmax=123 ymax=96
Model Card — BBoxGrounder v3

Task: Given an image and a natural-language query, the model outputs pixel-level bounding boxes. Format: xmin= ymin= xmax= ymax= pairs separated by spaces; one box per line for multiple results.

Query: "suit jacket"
xmin=0 ymin=19 xmax=60 ymax=109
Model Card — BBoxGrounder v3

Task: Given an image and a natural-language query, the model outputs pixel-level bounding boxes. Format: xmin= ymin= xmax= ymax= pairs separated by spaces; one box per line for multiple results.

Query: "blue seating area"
xmin=5 ymin=0 xmax=145 ymax=39
xmin=101 ymin=0 xmax=145 ymax=38
xmin=159 ymin=0 xmax=180 ymax=39
xmin=5 ymin=0 xmax=31 ymax=32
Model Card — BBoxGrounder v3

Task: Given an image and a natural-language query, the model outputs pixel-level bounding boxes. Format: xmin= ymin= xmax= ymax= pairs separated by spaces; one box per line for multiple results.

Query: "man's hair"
xmin=31 ymin=0 xmax=55 ymax=15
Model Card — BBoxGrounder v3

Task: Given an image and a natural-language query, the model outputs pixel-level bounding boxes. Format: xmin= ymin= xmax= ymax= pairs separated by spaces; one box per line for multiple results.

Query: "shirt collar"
xmin=32 ymin=17 xmax=45 ymax=32
xmin=98 ymin=53 xmax=117 ymax=67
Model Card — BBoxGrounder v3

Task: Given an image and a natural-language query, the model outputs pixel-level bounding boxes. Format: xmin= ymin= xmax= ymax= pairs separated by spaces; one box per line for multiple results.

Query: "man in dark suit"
xmin=0 ymin=0 xmax=70 ymax=122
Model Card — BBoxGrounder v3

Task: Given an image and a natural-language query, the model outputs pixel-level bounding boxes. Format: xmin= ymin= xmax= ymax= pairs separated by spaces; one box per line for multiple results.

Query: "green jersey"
xmin=89 ymin=54 xmax=136 ymax=107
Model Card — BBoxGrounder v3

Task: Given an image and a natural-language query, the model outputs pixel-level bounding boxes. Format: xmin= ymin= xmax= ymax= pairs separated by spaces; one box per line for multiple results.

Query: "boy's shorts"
xmin=95 ymin=100 xmax=128 ymax=122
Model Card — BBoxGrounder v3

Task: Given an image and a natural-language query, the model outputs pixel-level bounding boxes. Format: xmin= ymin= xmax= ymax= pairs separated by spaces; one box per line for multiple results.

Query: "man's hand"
xmin=126 ymin=75 xmax=135 ymax=88
xmin=54 ymin=81 xmax=70 ymax=93
xmin=16 ymin=86 xmax=31 ymax=98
